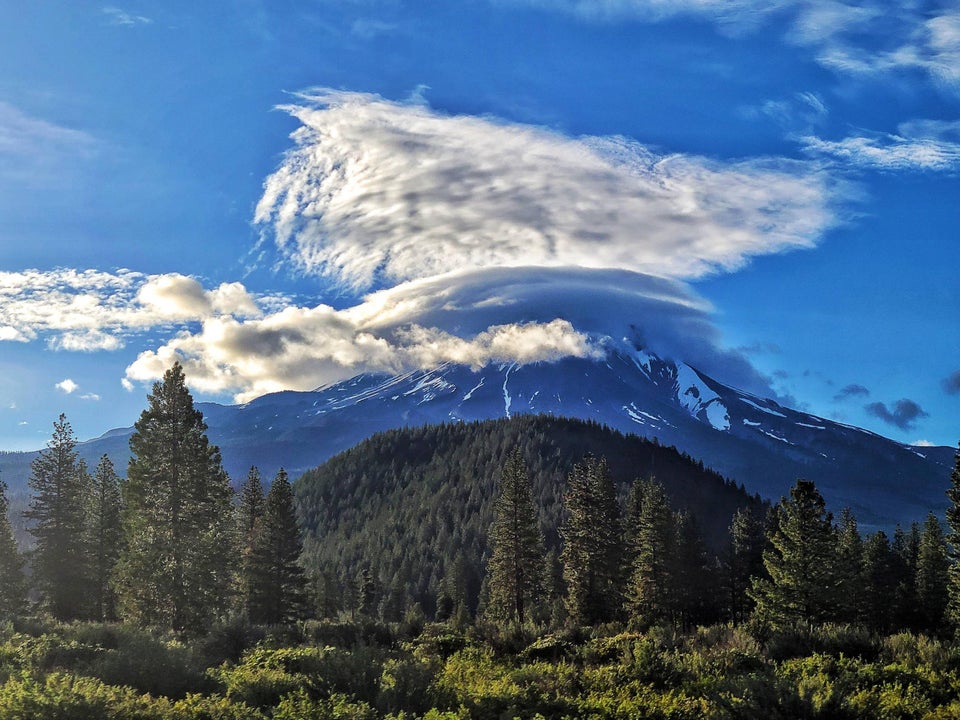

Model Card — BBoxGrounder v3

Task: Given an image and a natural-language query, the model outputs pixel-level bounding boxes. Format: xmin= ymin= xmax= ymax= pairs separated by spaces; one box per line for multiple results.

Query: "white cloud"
xmin=102 ymin=7 xmax=153 ymax=26
xmin=912 ymin=439 xmax=935 ymax=447
xmin=124 ymin=267 xmax=775 ymax=404
xmin=498 ymin=0 xmax=790 ymax=29
xmin=121 ymin=378 xmax=134 ymax=392
xmin=802 ymin=124 xmax=960 ymax=172
xmin=56 ymin=379 xmax=79 ymax=394
xmin=255 ymin=91 xmax=840 ymax=291
xmin=502 ymin=1 xmax=960 ymax=93
xmin=0 ymin=268 xmax=266 ymax=351
xmin=80 ymin=393 xmax=101 ymax=401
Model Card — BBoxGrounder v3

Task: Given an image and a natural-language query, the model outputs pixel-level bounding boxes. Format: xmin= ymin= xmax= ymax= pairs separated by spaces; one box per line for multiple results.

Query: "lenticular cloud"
xmin=255 ymin=90 xmax=839 ymax=291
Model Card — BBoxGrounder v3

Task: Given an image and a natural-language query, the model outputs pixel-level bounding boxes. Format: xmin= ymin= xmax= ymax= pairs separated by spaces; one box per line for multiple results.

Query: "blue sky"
xmin=0 ymin=1 xmax=958 ymax=451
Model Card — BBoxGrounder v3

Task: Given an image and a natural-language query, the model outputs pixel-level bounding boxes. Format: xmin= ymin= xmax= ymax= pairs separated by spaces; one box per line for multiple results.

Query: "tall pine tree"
xmin=916 ymin=513 xmax=950 ymax=634
xmin=248 ymin=468 xmax=307 ymax=624
xmin=947 ymin=443 xmax=960 ymax=631
xmin=726 ymin=506 xmax=766 ymax=625
xmin=0 ymin=479 xmax=26 ymax=619
xmin=625 ymin=478 xmax=676 ymax=627
xmin=750 ymin=479 xmax=838 ymax=627
xmin=114 ymin=363 xmax=237 ymax=632
xmin=87 ymin=455 xmax=123 ymax=621
xmin=238 ymin=466 xmax=265 ymax=620
xmin=560 ymin=456 xmax=623 ymax=625
xmin=26 ymin=414 xmax=90 ymax=620
xmin=834 ymin=508 xmax=865 ymax=624
xmin=484 ymin=449 xmax=545 ymax=626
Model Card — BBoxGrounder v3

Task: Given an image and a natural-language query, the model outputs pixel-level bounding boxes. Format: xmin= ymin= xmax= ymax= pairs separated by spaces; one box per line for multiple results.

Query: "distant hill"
xmin=294 ymin=415 xmax=763 ymax=616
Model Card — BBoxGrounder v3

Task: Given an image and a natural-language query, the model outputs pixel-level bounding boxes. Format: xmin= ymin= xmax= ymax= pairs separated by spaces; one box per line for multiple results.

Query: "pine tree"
xmin=891 ymin=524 xmax=920 ymax=630
xmin=114 ymin=363 xmax=237 ymax=632
xmin=946 ymin=443 xmax=960 ymax=630
xmin=750 ymin=479 xmax=838 ymax=627
xmin=726 ymin=506 xmax=766 ymax=625
xmin=673 ymin=511 xmax=717 ymax=627
xmin=834 ymin=508 xmax=865 ymax=624
xmin=238 ymin=466 xmax=265 ymax=620
xmin=248 ymin=468 xmax=308 ymax=624
xmin=26 ymin=414 xmax=90 ymax=620
xmin=0 ymin=479 xmax=26 ymax=619
xmin=87 ymin=455 xmax=123 ymax=621
xmin=560 ymin=456 xmax=624 ymax=625
xmin=625 ymin=478 xmax=676 ymax=627
xmin=354 ymin=565 xmax=375 ymax=618
xmin=862 ymin=531 xmax=897 ymax=632
xmin=916 ymin=513 xmax=950 ymax=634
xmin=484 ymin=449 xmax=545 ymax=626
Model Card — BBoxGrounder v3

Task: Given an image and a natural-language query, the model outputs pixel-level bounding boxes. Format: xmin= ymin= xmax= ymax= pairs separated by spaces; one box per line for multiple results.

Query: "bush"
xmin=0 ymin=670 xmax=168 ymax=720
xmin=214 ymin=645 xmax=386 ymax=709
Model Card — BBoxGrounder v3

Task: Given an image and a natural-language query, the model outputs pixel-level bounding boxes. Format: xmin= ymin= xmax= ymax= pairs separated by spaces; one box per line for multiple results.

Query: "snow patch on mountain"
xmin=739 ymin=397 xmax=787 ymax=418
xmin=675 ymin=364 xmax=729 ymax=430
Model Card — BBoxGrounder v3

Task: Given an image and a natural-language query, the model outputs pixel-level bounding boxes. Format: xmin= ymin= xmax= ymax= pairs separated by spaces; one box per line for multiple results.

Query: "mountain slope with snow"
xmin=2 ymin=348 xmax=954 ymax=527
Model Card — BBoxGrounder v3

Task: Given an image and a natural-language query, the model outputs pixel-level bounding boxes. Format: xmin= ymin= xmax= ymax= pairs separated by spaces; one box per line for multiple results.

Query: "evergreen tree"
xmin=835 ymin=508 xmax=865 ymax=624
xmin=891 ymin=524 xmax=920 ymax=629
xmin=248 ymin=468 xmax=308 ymax=624
xmin=484 ymin=449 xmax=545 ymax=626
xmin=673 ymin=511 xmax=717 ymax=627
xmin=916 ymin=513 xmax=950 ymax=634
xmin=0 ymin=479 xmax=26 ymax=619
xmin=26 ymin=414 xmax=90 ymax=620
xmin=750 ymin=479 xmax=838 ymax=627
xmin=354 ymin=565 xmax=375 ymax=618
xmin=87 ymin=455 xmax=123 ymax=621
xmin=862 ymin=531 xmax=897 ymax=633
xmin=625 ymin=478 xmax=676 ymax=627
xmin=114 ymin=363 xmax=237 ymax=632
xmin=946 ymin=444 xmax=960 ymax=630
xmin=238 ymin=466 xmax=265 ymax=620
xmin=560 ymin=456 xmax=624 ymax=625
xmin=726 ymin=506 xmax=766 ymax=625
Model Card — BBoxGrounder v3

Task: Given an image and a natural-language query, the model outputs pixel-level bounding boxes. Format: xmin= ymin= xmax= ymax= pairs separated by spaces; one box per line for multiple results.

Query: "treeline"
xmin=296 ymin=415 xmax=762 ymax=622
xmin=0 ymin=364 xmax=306 ymax=633
xmin=479 ymin=450 xmax=958 ymax=638
xmin=2 ymin=360 xmax=959 ymax=645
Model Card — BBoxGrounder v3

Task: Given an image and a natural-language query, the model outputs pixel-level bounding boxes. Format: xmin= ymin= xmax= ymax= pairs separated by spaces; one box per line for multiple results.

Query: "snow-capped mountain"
xmin=3 ymin=348 xmax=954 ymax=527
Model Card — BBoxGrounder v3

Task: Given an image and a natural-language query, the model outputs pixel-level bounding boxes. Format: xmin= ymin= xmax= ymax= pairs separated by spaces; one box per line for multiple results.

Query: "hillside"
xmin=294 ymin=415 xmax=763 ymax=617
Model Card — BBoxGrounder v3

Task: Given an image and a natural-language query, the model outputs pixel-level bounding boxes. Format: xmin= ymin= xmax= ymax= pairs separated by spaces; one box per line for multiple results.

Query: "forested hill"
xmin=295 ymin=415 xmax=764 ymax=618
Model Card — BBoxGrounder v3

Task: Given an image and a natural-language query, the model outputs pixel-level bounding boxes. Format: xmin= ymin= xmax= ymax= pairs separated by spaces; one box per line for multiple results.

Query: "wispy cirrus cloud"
xmin=102 ymin=6 xmax=152 ymax=26
xmin=0 ymin=102 xmax=96 ymax=187
xmin=802 ymin=121 xmax=960 ymax=172
xmin=865 ymin=398 xmax=929 ymax=430
xmin=255 ymin=90 xmax=842 ymax=291
xmin=502 ymin=1 xmax=960 ymax=93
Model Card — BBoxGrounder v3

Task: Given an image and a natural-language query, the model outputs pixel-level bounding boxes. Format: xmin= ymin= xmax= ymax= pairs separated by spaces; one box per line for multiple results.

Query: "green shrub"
xmin=273 ymin=689 xmax=378 ymax=720
xmin=214 ymin=645 xmax=386 ymax=709
xmin=378 ymin=655 xmax=442 ymax=715
xmin=0 ymin=670 xmax=169 ymax=720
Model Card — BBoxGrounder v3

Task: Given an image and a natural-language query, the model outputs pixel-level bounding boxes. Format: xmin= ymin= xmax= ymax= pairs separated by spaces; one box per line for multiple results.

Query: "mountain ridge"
xmin=0 ymin=347 xmax=954 ymax=528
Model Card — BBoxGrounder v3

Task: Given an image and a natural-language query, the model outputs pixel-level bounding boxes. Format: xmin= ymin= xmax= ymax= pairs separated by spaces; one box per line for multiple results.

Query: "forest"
xmin=0 ymin=362 xmax=960 ymax=718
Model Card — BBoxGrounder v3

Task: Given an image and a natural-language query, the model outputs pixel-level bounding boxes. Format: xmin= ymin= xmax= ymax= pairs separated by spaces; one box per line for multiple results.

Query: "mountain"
xmin=295 ymin=415 xmax=763 ymax=616
xmin=1 ymin=347 xmax=954 ymax=527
